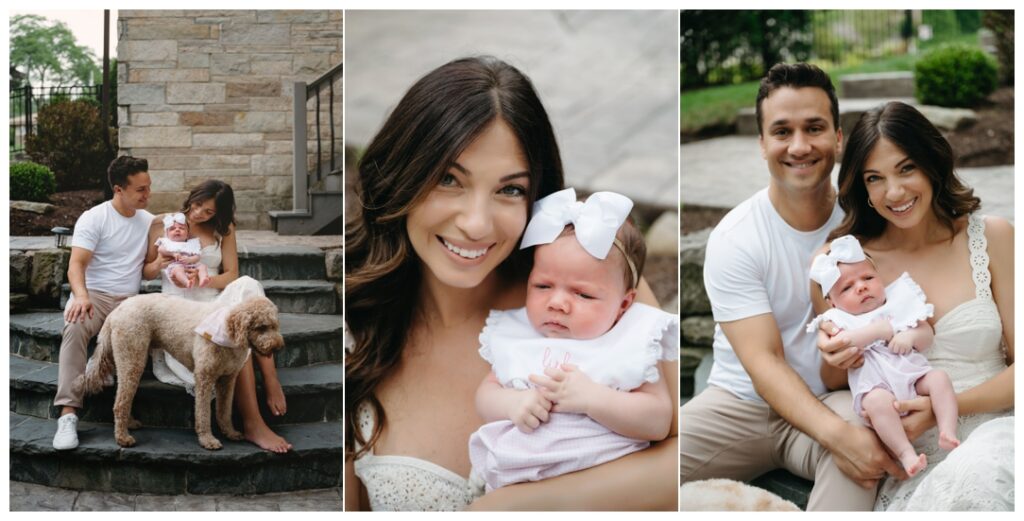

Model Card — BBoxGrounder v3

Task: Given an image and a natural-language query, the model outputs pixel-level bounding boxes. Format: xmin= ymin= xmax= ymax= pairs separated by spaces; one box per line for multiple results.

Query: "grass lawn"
xmin=680 ymin=34 xmax=980 ymax=135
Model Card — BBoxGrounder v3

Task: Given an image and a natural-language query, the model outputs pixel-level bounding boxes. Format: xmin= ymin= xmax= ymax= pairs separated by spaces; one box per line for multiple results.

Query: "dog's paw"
xmin=126 ymin=417 xmax=142 ymax=430
xmin=199 ymin=435 xmax=223 ymax=450
xmin=224 ymin=429 xmax=245 ymax=441
xmin=116 ymin=434 xmax=137 ymax=447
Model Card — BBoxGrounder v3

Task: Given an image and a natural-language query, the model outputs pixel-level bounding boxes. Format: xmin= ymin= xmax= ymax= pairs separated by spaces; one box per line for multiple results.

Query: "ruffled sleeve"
xmin=885 ymin=272 xmax=935 ymax=333
xmin=641 ymin=308 xmax=681 ymax=384
xmin=477 ymin=309 xmax=505 ymax=365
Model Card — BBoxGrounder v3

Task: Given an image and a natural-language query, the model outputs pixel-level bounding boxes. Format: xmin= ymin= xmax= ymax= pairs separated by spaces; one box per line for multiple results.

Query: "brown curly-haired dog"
xmin=74 ymin=294 xmax=284 ymax=450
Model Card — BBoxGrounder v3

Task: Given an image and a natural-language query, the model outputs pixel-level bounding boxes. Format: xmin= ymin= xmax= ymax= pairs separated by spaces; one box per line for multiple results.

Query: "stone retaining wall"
xmin=117 ymin=10 xmax=343 ymax=229
xmin=680 ymin=228 xmax=714 ymax=397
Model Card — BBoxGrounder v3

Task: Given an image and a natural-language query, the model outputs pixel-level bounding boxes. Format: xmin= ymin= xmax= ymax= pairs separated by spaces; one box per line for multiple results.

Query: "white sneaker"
xmin=52 ymin=413 xmax=79 ymax=450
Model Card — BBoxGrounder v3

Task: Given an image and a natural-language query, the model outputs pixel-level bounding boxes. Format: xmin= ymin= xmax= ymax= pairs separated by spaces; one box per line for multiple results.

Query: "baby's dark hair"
xmin=555 ymin=216 xmax=646 ymax=290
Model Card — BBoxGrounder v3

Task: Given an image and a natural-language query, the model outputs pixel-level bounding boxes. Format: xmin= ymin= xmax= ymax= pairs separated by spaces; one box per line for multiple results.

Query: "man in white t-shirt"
xmin=52 ymin=156 xmax=155 ymax=450
xmin=680 ymin=63 xmax=905 ymax=510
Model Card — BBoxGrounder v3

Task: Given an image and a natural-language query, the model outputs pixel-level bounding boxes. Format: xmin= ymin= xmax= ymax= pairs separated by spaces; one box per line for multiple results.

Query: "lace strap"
xmin=966 ymin=214 xmax=993 ymax=300
xmin=354 ymin=402 xmax=376 ymax=454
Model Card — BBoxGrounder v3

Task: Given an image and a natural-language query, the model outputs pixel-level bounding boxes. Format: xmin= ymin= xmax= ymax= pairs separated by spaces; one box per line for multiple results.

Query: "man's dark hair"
xmin=755 ymin=63 xmax=839 ymax=135
xmin=107 ymin=155 xmax=148 ymax=189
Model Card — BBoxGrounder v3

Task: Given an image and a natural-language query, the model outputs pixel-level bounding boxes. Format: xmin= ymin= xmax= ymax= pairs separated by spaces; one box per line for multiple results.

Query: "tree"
xmin=10 ymin=14 xmax=100 ymax=87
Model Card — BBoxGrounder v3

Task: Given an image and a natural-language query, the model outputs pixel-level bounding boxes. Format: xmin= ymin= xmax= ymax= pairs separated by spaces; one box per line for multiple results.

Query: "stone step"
xmin=269 ymin=191 xmax=343 ymax=236
xmin=840 ymin=71 xmax=915 ymax=99
xmin=9 ymin=312 xmax=343 ymax=368
xmin=10 ymin=355 xmax=341 ymax=429
xmin=9 ymin=412 xmax=342 ymax=495
xmin=237 ymin=245 xmax=327 ymax=280
xmin=60 ymin=279 xmax=339 ymax=315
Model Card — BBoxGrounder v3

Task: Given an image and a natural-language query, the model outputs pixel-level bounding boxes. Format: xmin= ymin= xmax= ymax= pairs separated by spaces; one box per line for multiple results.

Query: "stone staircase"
xmin=9 ymin=243 xmax=343 ymax=495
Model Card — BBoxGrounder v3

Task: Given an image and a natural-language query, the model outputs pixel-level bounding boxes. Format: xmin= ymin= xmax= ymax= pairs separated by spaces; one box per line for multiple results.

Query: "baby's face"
xmin=525 ymin=235 xmax=634 ymax=340
xmin=166 ymin=222 xmax=189 ymax=242
xmin=828 ymin=260 xmax=886 ymax=314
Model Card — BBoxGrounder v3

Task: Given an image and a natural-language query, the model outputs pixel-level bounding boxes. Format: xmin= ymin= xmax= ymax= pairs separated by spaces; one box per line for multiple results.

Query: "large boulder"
xmin=11 ymin=250 xmax=31 ymax=293
xmin=29 ymin=249 xmax=70 ymax=304
xmin=682 ymin=315 xmax=716 ymax=347
xmin=681 ymin=228 xmax=712 ymax=316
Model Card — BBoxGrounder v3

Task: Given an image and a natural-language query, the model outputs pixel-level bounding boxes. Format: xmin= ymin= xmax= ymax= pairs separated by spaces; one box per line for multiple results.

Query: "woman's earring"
xmin=867 ymin=198 xmax=875 ymax=208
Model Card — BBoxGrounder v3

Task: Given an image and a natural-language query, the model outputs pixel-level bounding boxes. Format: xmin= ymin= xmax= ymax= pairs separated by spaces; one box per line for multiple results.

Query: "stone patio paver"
xmin=345 ymin=10 xmax=678 ymax=209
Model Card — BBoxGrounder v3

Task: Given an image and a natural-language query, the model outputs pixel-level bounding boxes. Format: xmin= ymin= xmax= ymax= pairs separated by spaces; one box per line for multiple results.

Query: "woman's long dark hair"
xmin=345 ymin=56 xmax=565 ymax=457
xmin=180 ymin=180 xmax=236 ymax=238
xmin=829 ymin=101 xmax=980 ymax=242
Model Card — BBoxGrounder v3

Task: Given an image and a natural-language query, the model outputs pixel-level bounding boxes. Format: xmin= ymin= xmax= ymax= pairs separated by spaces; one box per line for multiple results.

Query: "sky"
xmin=10 ymin=10 xmax=118 ymax=59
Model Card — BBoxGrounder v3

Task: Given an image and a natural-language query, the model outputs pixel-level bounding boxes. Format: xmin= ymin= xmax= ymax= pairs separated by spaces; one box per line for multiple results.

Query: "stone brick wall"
xmin=116 ymin=10 xmax=343 ymax=229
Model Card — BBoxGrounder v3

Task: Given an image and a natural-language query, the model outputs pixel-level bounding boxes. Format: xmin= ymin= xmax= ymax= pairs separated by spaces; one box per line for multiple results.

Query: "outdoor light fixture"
xmin=51 ymin=227 xmax=71 ymax=249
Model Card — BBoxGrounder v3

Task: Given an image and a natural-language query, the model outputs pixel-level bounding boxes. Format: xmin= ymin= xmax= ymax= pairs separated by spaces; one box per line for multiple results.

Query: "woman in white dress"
xmin=818 ymin=101 xmax=1013 ymax=510
xmin=143 ymin=180 xmax=292 ymax=453
xmin=345 ymin=56 xmax=678 ymax=510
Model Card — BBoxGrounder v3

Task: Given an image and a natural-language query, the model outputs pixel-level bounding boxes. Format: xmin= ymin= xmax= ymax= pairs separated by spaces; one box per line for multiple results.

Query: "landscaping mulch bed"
xmin=944 ymin=87 xmax=1014 ymax=168
xmin=10 ymin=189 xmax=104 ymax=236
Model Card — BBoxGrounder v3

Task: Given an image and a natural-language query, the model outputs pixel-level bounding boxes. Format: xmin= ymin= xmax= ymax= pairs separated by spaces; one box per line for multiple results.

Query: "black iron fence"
xmin=9 ymin=84 xmax=113 ymax=154
xmin=682 ymin=10 xmax=984 ymax=89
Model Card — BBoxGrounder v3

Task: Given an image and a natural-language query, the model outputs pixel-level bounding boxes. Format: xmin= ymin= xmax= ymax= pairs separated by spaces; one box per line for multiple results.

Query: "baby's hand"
xmin=530 ymin=364 xmax=600 ymax=416
xmin=889 ymin=331 xmax=915 ymax=355
xmin=508 ymin=388 xmax=551 ymax=434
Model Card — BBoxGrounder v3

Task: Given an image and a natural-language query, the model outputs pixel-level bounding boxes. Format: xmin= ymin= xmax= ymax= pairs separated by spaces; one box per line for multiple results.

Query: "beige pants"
xmin=53 ymin=291 xmax=131 ymax=408
xmin=680 ymin=385 xmax=877 ymax=511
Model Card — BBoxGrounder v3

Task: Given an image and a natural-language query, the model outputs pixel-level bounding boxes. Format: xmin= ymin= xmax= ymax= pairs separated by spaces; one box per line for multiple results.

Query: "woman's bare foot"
xmin=939 ymin=431 xmax=961 ymax=450
xmin=264 ymin=377 xmax=287 ymax=416
xmin=899 ymin=451 xmax=927 ymax=477
xmin=244 ymin=420 xmax=292 ymax=453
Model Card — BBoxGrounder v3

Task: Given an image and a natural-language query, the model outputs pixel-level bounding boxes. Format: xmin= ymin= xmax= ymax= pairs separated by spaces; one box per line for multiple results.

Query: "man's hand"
xmin=64 ymin=295 xmax=94 ymax=323
xmin=896 ymin=396 xmax=936 ymax=442
xmin=507 ymin=388 xmax=551 ymax=434
xmin=827 ymin=423 xmax=908 ymax=488
xmin=530 ymin=364 xmax=600 ymax=415
xmin=818 ymin=321 xmax=865 ymax=369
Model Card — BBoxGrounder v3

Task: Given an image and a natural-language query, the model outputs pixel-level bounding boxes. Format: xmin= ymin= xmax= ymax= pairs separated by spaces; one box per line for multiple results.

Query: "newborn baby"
xmin=155 ymin=212 xmax=209 ymax=289
xmin=809 ymin=234 xmax=960 ymax=476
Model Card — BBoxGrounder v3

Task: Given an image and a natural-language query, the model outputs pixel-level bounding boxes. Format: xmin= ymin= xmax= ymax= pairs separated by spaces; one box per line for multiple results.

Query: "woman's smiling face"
xmin=862 ymin=137 xmax=935 ymax=230
xmin=406 ymin=118 xmax=531 ymax=289
xmin=188 ymin=198 xmax=218 ymax=224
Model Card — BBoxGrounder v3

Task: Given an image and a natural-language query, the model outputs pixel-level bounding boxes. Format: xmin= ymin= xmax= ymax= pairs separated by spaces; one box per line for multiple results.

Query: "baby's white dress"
xmin=807 ymin=272 xmax=934 ymax=415
xmin=468 ymin=302 xmax=679 ymax=492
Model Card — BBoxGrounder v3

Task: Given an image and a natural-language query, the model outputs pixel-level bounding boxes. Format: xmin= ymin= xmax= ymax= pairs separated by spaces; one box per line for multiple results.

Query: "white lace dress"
xmin=151 ymin=241 xmax=265 ymax=395
xmin=345 ymin=324 xmax=481 ymax=511
xmin=875 ymin=214 xmax=1014 ymax=511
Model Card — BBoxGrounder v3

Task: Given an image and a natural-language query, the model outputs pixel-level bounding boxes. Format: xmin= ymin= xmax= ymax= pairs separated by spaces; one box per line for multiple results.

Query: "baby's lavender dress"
xmin=807 ymin=272 xmax=934 ymax=415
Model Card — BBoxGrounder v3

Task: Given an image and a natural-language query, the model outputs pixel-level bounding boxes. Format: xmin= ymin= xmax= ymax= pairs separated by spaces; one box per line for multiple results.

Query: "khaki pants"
xmin=53 ymin=291 xmax=131 ymax=409
xmin=680 ymin=385 xmax=877 ymax=511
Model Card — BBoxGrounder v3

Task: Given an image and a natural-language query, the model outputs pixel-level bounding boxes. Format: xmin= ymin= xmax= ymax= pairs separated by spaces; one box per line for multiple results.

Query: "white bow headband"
xmin=809 ymin=235 xmax=867 ymax=296
xmin=163 ymin=212 xmax=187 ymax=230
xmin=520 ymin=187 xmax=638 ymax=287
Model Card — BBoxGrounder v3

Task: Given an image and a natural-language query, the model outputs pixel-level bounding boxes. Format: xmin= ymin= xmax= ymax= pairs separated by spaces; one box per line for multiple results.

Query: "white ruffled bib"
xmin=155 ymin=236 xmax=202 ymax=256
xmin=807 ymin=272 xmax=934 ymax=337
xmin=479 ymin=302 xmax=679 ymax=391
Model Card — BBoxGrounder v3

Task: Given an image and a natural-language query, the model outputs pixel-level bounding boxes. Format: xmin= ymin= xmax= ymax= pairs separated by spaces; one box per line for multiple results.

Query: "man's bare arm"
xmin=65 ymin=247 xmax=94 ymax=322
xmin=721 ymin=313 xmax=905 ymax=488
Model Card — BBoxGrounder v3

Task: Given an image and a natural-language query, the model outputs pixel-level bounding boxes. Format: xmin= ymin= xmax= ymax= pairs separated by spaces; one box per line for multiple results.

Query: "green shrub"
xmin=10 ymin=161 xmax=56 ymax=202
xmin=914 ymin=43 xmax=998 ymax=107
xmin=25 ymin=99 xmax=116 ymax=191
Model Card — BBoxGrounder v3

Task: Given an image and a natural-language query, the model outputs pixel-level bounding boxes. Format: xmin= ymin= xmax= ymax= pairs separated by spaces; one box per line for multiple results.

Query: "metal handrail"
xmin=291 ymin=62 xmax=343 ymax=212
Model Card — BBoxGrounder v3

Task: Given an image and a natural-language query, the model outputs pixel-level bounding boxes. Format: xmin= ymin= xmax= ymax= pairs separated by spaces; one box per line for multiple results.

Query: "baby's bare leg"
xmin=196 ymin=263 xmax=211 ymax=288
xmin=916 ymin=370 xmax=960 ymax=450
xmin=862 ymin=387 xmax=926 ymax=476
xmin=169 ymin=265 xmax=192 ymax=288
